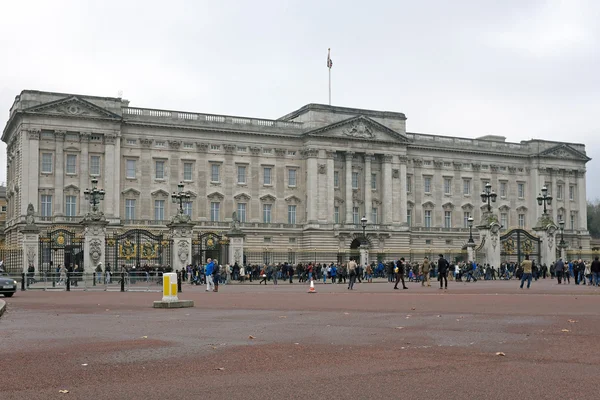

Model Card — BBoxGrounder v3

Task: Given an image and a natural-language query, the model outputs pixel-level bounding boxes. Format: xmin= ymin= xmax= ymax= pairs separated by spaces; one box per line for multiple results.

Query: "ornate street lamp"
xmin=84 ymin=178 xmax=105 ymax=213
xmin=360 ymin=215 xmax=368 ymax=243
xmin=480 ymin=183 xmax=497 ymax=212
xmin=558 ymin=219 xmax=566 ymax=252
xmin=171 ymin=182 xmax=191 ymax=215
xmin=536 ymin=185 xmax=553 ymax=215
xmin=467 ymin=216 xmax=475 ymax=244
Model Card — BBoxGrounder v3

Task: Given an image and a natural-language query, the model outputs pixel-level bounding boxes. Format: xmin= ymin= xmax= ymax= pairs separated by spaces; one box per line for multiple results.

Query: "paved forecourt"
xmin=1 ymin=279 xmax=599 ymax=400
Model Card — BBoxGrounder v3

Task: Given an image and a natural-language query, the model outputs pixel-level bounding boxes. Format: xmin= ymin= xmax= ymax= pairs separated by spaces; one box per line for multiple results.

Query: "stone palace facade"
xmin=1 ymin=90 xmax=592 ymax=263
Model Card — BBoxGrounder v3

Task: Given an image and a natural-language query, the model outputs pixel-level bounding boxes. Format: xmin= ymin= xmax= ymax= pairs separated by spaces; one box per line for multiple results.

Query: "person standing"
xmin=437 ymin=254 xmax=449 ymax=290
xmin=259 ymin=265 xmax=268 ymax=285
xmin=519 ymin=255 xmax=533 ymax=289
xmin=205 ymin=258 xmax=215 ymax=292
xmin=421 ymin=257 xmax=431 ymax=287
xmin=591 ymin=256 xmax=600 ymax=287
xmin=393 ymin=258 xmax=408 ymax=290
xmin=347 ymin=259 xmax=358 ymax=290
xmin=213 ymin=260 xmax=220 ymax=292
xmin=555 ymin=258 xmax=565 ymax=284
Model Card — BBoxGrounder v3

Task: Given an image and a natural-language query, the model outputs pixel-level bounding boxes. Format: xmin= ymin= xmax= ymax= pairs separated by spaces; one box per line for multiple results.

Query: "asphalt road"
xmin=1 ymin=278 xmax=599 ymax=400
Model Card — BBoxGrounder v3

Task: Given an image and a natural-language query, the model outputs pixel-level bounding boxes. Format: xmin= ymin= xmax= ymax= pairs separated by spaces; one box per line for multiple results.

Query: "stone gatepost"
xmin=359 ymin=247 xmax=369 ymax=267
xmin=477 ymin=212 xmax=501 ymax=268
xmin=21 ymin=203 xmax=40 ymax=273
xmin=168 ymin=213 xmax=195 ymax=272
xmin=227 ymin=212 xmax=245 ymax=266
xmin=533 ymin=214 xmax=558 ymax=267
xmin=82 ymin=220 xmax=109 ymax=274
xmin=466 ymin=242 xmax=475 ymax=263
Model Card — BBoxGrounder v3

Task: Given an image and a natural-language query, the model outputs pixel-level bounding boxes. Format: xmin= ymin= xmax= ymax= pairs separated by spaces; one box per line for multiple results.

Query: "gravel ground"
xmin=1 ymin=278 xmax=599 ymax=400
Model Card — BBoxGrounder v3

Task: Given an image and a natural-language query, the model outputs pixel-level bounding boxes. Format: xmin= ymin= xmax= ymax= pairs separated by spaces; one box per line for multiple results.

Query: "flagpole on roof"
xmin=327 ymin=48 xmax=333 ymax=105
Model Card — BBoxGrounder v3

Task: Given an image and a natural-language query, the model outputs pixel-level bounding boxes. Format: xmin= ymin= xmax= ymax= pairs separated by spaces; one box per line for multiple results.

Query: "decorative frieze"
xmin=223 ymin=144 xmax=236 ymax=154
xmin=27 ymin=128 xmax=40 ymax=140
xmin=249 ymin=146 xmax=261 ymax=156
xmin=140 ymin=138 xmax=153 ymax=148
xmin=80 ymin=132 xmax=91 ymax=142
xmin=392 ymin=169 xmax=400 ymax=179
xmin=318 ymin=164 xmax=327 ymax=174
xmin=433 ymin=160 xmax=443 ymax=169
xmin=413 ymin=158 xmax=423 ymax=167
xmin=382 ymin=154 xmax=393 ymax=163
xmin=105 ymin=133 xmax=117 ymax=145
xmin=54 ymin=130 xmax=66 ymax=141
xmin=169 ymin=140 xmax=181 ymax=149
xmin=274 ymin=148 xmax=287 ymax=157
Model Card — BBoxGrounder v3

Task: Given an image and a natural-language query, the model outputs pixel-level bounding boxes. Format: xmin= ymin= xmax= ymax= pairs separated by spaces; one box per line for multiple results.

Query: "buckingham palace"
xmin=1 ymin=90 xmax=592 ymax=267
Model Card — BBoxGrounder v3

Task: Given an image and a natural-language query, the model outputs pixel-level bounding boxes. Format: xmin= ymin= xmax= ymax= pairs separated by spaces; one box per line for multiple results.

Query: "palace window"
xmin=557 ymin=184 xmax=563 ymax=200
xmin=237 ymin=165 xmax=246 ymax=184
xmin=463 ymin=212 xmax=471 ymax=228
xmin=463 ymin=179 xmax=471 ymax=195
xmin=371 ymin=208 xmax=378 ymax=224
xmin=183 ymin=142 xmax=193 ymax=149
xmin=444 ymin=211 xmax=452 ymax=228
xmin=125 ymin=199 xmax=136 ymax=220
xmin=264 ymin=167 xmax=272 ymax=185
xmin=237 ymin=203 xmax=247 ymax=223
xmin=183 ymin=202 xmax=192 ymax=217
xmin=66 ymin=154 xmax=77 ymax=175
xmin=211 ymin=164 xmax=220 ymax=183
xmin=500 ymin=182 xmax=507 ymax=197
xmin=424 ymin=177 xmax=431 ymax=193
xmin=406 ymin=209 xmax=412 ymax=227
xmin=518 ymin=183 xmax=525 ymax=199
xmin=90 ymin=155 xmax=101 ymax=176
xmin=263 ymin=204 xmax=272 ymax=223
xmin=570 ymin=214 xmax=576 ymax=230
xmin=155 ymin=161 xmax=165 ymax=180
xmin=424 ymin=210 xmax=432 ymax=228
xmin=352 ymin=172 xmax=359 ymax=189
xmin=183 ymin=162 xmax=193 ymax=181
xmin=334 ymin=206 xmax=340 ymax=224
xmin=518 ymin=214 xmax=525 ymax=228
xmin=406 ymin=176 xmax=412 ymax=193
xmin=126 ymin=160 xmax=136 ymax=179
xmin=501 ymin=213 xmax=508 ymax=228
xmin=210 ymin=202 xmax=220 ymax=222
xmin=154 ymin=200 xmax=165 ymax=220
xmin=334 ymin=171 xmax=340 ymax=188
xmin=41 ymin=153 xmax=53 ymax=173
xmin=65 ymin=195 xmax=77 ymax=217
xmin=352 ymin=207 xmax=359 ymax=225
xmin=41 ymin=195 xmax=52 ymax=217
xmin=371 ymin=173 xmax=377 ymax=190
xmin=569 ymin=185 xmax=575 ymax=201
xmin=444 ymin=178 xmax=451 ymax=195
xmin=288 ymin=205 xmax=297 ymax=224
xmin=288 ymin=169 xmax=297 ymax=187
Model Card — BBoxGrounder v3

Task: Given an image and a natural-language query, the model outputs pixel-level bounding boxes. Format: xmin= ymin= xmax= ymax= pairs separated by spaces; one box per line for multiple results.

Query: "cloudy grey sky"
xmin=1 ymin=0 xmax=598 ymax=197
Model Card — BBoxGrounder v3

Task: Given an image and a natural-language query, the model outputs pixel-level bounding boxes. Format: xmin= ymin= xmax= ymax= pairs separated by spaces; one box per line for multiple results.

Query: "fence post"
xmin=93 ymin=272 xmax=96 ymax=286
xmin=66 ymin=273 xmax=71 ymax=291
xmin=52 ymin=271 xmax=56 ymax=287
xmin=120 ymin=272 xmax=125 ymax=292
xmin=177 ymin=270 xmax=182 ymax=293
xmin=21 ymin=272 xmax=26 ymax=291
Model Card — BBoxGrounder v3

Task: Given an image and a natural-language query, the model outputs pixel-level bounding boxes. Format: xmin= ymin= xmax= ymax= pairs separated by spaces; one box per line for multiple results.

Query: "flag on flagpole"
xmin=327 ymin=48 xmax=333 ymax=69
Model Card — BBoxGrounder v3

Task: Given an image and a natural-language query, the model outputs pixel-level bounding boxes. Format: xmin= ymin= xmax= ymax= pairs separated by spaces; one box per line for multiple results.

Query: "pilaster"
xmin=325 ymin=150 xmax=335 ymax=224
xmin=82 ymin=220 xmax=109 ymax=274
xmin=168 ymin=221 xmax=195 ymax=272
xmin=364 ymin=153 xmax=373 ymax=223
xmin=54 ymin=131 xmax=65 ymax=216
xmin=304 ymin=148 xmax=319 ymax=223
xmin=382 ymin=154 xmax=393 ymax=224
xmin=345 ymin=151 xmax=354 ymax=224
xmin=21 ymin=223 xmax=40 ymax=273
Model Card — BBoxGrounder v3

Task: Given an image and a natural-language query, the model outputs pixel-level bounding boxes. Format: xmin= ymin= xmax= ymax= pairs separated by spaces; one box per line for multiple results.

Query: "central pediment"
xmin=23 ymin=96 xmax=122 ymax=119
xmin=304 ymin=116 xmax=409 ymax=143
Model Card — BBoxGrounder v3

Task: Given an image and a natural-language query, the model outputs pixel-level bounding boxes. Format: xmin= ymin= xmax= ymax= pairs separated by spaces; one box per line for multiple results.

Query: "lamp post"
xmin=360 ymin=216 xmax=368 ymax=243
xmin=480 ymin=183 xmax=497 ymax=212
xmin=558 ymin=219 xmax=567 ymax=260
xmin=467 ymin=216 xmax=474 ymax=244
xmin=84 ymin=178 xmax=105 ymax=213
xmin=171 ymin=182 xmax=191 ymax=215
xmin=536 ymin=185 xmax=553 ymax=215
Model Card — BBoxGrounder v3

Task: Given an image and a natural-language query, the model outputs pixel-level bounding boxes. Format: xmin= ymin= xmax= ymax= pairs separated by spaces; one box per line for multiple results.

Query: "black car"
xmin=0 ymin=272 xmax=17 ymax=297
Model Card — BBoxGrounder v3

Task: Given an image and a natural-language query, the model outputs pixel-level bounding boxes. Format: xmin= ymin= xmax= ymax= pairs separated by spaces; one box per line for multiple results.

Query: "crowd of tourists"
xmin=181 ymin=254 xmax=600 ymax=292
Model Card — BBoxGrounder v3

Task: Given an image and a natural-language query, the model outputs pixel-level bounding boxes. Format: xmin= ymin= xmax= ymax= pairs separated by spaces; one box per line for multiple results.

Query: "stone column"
xmin=79 ymin=132 xmax=90 ymax=216
xmin=345 ymin=151 xmax=354 ymax=224
xmin=550 ymin=169 xmax=557 ymax=223
xmin=305 ymin=148 xmax=319 ymax=223
xmin=359 ymin=247 xmax=369 ymax=267
xmin=21 ymin=224 xmax=40 ymax=273
xmin=54 ymin=131 xmax=66 ymax=217
xmin=399 ymin=156 xmax=408 ymax=225
xmin=477 ymin=218 xmax=501 ymax=268
xmin=577 ymin=169 xmax=587 ymax=231
xmin=228 ymin=232 xmax=246 ymax=266
xmin=364 ymin=153 xmax=373 ymax=223
xmin=23 ymin=129 xmax=40 ymax=216
xmin=168 ymin=221 xmax=195 ymax=273
xmin=533 ymin=214 xmax=558 ymax=266
xmin=104 ymin=133 xmax=120 ymax=221
xmin=382 ymin=154 xmax=393 ymax=225
xmin=528 ymin=167 xmax=540 ymax=229
xmin=466 ymin=243 xmax=475 ymax=263
xmin=82 ymin=219 xmax=109 ymax=274
xmin=326 ymin=151 xmax=336 ymax=224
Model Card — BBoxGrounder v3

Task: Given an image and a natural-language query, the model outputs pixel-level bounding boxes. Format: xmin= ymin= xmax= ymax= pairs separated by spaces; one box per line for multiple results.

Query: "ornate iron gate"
xmin=192 ymin=232 xmax=229 ymax=266
xmin=105 ymin=229 xmax=172 ymax=270
xmin=500 ymin=229 xmax=541 ymax=264
xmin=39 ymin=229 xmax=84 ymax=273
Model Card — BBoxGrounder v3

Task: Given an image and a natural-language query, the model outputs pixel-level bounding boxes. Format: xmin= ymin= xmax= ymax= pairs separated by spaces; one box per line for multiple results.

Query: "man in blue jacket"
xmin=205 ymin=258 xmax=215 ymax=292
